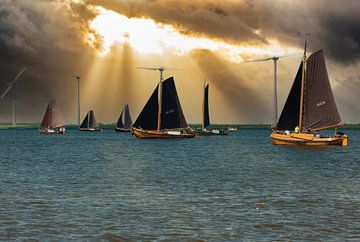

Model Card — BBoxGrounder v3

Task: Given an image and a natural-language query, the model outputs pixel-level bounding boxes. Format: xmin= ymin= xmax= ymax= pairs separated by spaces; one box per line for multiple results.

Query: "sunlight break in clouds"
xmin=89 ymin=7 xmax=300 ymax=62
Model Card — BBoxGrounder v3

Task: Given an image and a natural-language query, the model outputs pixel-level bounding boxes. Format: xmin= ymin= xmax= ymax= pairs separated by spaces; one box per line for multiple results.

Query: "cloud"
xmin=87 ymin=0 xmax=360 ymax=64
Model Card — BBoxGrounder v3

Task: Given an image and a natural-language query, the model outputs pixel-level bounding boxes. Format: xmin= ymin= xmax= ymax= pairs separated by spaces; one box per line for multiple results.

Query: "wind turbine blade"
xmin=244 ymin=57 xmax=273 ymax=63
xmin=1 ymin=85 xmax=13 ymax=98
xmin=137 ymin=67 xmax=159 ymax=70
xmin=277 ymin=53 xmax=302 ymax=59
xmin=163 ymin=68 xmax=182 ymax=70
xmin=11 ymin=67 xmax=26 ymax=84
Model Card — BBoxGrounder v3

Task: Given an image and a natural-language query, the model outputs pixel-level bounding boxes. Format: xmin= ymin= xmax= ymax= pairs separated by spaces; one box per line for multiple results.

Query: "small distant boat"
xmin=132 ymin=76 xmax=195 ymax=139
xmin=39 ymin=99 xmax=66 ymax=134
xmin=194 ymin=82 xmax=229 ymax=136
xmin=79 ymin=110 xmax=102 ymax=132
xmin=228 ymin=127 xmax=237 ymax=133
xmin=271 ymin=37 xmax=348 ymax=146
xmin=115 ymin=104 xmax=133 ymax=132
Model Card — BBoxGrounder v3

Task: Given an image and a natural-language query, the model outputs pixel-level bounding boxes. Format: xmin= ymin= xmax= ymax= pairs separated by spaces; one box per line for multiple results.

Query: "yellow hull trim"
xmin=132 ymin=128 xmax=195 ymax=139
xmin=270 ymin=132 xmax=348 ymax=146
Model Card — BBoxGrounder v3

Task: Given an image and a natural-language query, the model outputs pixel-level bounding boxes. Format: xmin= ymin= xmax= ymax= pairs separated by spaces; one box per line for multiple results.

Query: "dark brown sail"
xmin=303 ymin=50 xmax=341 ymax=131
xmin=276 ymin=63 xmax=303 ymax=131
xmin=124 ymin=104 xmax=133 ymax=129
xmin=133 ymin=86 xmax=159 ymax=130
xmin=40 ymin=100 xmax=65 ymax=128
xmin=203 ymin=84 xmax=210 ymax=129
xmin=161 ymin=77 xmax=188 ymax=129
xmin=80 ymin=110 xmax=99 ymax=129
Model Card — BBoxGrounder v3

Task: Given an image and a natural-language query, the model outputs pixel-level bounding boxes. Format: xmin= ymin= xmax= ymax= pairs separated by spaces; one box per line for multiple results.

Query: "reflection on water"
xmin=0 ymin=129 xmax=359 ymax=240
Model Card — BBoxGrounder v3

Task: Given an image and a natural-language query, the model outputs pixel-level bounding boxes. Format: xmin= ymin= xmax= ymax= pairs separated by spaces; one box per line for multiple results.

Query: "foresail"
xmin=303 ymin=49 xmax=341 ymax=131
xmin=133 ymin=85 xmax=159 ymax=130
xmin=80 ymin=112 xmax=89 ymax=128
xmin=276 ymin=62 xmax=303 ymax=131
xmin=117 ymin=109 xmax=124 ymax=128
xmin=203 ymin=84 xmax=210 ymax=128
xmin=161 ymin=77 xmax=188 ymax=129
xmin=40 ymin=103 xmax=51 ymax=128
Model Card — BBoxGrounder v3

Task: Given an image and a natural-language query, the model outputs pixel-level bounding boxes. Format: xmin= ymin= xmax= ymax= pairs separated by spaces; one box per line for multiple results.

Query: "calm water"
xmin=0 ymin=128 xmax=359 ymax=241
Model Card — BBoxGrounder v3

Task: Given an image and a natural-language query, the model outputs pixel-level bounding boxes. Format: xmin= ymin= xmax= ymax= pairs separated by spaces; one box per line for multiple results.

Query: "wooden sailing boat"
xmin=271 ymin=38 xmax=348 ymax=146
xmin=79 ymin=110 xmax=102 ymax=131
xmin=39 ymin=99 xmax=66 ymax=134
xmin=132 ymin=76 xmax=195 ymax=139
xmin=195 ymin=82 xmax=229 ymax=136
xmin=115 ymin=104 xmax=133 ymax=132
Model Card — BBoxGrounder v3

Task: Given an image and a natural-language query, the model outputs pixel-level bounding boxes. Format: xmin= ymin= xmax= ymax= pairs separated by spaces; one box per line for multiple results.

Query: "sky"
xmin=0 ymin=0 xmax=359 ymax=124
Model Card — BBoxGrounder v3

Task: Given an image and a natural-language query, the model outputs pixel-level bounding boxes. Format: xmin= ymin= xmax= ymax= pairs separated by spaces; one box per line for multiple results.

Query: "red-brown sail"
xmin=40 ymin=100 xmax=65 ymax=129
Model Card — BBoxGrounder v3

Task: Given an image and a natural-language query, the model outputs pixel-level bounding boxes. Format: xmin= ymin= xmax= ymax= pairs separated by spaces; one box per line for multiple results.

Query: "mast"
xmin=13 ymin=82 xmax=16 ymax=126
xmin=299 ymin=34 xmax=310 ymax=132
xmin=87 ymin=110 xmax=90 ymax=129
xmin=272 ymin=57 xmax=279 ymax=129
xmin=157 ymin=67 xmax=164 ymax=131
xmin=202 ymin=78 xmax=206 ymax=130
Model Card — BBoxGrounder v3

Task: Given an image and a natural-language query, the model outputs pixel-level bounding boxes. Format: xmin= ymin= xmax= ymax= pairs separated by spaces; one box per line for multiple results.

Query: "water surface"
xmin=0 ymin=129 xmax=359 ymax=241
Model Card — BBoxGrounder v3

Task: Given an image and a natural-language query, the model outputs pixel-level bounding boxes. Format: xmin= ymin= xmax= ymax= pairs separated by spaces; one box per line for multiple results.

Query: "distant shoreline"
xmin=1 ymin=124 xmax=359 ymax=130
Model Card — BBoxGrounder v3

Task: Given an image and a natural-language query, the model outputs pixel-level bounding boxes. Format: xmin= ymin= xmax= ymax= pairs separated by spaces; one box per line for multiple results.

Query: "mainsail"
xmin=133 ymin=86 xmax=159 ymax=130
xmin=40 ymin=100 xmax=65 ymax=129
xmin=160 ymin=77 xmax=188 ymax=129
xmin=80 ymin=110 xmax=99 ymax=129
xmin=124 ymin=104 xmax=133 ymax=129
xmin=276 ymin=63 xmax=303 ymax=131
xmin=302 ymin=50 xmax=341 ymax=131
xmin=203 ymin=84 xmax=210 ymax=129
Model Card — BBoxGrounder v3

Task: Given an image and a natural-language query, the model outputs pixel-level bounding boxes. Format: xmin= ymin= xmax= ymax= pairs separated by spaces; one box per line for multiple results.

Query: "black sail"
xmin=203 ymin=84 xmax=210 ymax=129
xmin=276 ymin=62 xmax=303 ymax=131
xmin=80 ymin=110 xmax=99 ymax=129
xmin=303 ymin=49 xmax=341 ymax=131
xmin=124 ymin=104 xmax=133 ymax=129
xmin=161 ymin=77 xmax=188 ymax=129
xmin=117 ymin=109 xmax=124 ymax=128
xmin=133 ymin=85 xmax=159 ymax=130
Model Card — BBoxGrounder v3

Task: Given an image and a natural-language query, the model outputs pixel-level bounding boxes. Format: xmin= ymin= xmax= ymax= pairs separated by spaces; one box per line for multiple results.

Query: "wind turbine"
xmin=244 ymin=53 xmax=300 ymax=129
xmin=137 ymin=66 xmax=180 ymax=131
xmin=73 ymin=75 xmax=81 ymax=126
xmin=1 ymin=67 xmax=26 ymax=126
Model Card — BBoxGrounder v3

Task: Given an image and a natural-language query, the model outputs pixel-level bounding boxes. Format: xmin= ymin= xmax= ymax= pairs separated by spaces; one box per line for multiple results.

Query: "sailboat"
xmin=132 ymin=76 xmax=195 ymax=139
xmin=79 ymin=110 xmax=102 ymax=131
xmin=271 ymin=38 xmax=348 ymax=146
xmin=195 ymin=82 xmax=229 ymax=136
xmin=39 ymin=99 xmax=66 ymax=134
xmin=115 ymin=104 xmax=133 ymax=132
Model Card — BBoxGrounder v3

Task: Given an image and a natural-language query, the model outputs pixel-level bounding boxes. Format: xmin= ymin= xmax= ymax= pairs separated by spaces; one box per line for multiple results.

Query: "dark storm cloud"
xmin=0 ymin=0 xmax=98 ymax=122
xmin=88 ymin=0 xmax=360 ymax=64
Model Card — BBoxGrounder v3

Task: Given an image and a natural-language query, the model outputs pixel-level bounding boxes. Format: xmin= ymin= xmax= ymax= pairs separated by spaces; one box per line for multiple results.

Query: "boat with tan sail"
xmin=271 ymin=36 xmax=348 ymax=146
xmin=132 ymin=67 xmax=194 ymax=139
xmin=194 ymin=81 xmax=228 ymax=136
xmin=39 ymin=99 xmax=66 ymax=134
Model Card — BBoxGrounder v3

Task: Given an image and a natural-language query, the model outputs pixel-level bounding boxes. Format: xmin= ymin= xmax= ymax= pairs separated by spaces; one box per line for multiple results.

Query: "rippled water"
xmin=0 ymin=128 xmax=359 ymax=241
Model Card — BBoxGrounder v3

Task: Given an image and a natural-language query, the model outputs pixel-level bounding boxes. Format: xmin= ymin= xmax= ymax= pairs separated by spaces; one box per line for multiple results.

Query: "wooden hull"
xmin=39 ymin=128 xmax=65 ymax=135
xmin=271 ymin=132 xmax=348 ymax=146
xmin=114 ymin=127 xmax=132 ymax=132
xmin=194 ymin=129 xmax=229 ymax=136
xmin=79 ymin=128 xmax=103 ymax=132
xmin=132 ymin=128 xmax=195 ymax=139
